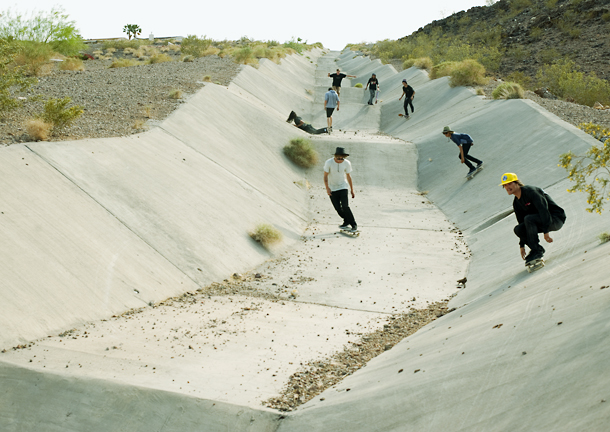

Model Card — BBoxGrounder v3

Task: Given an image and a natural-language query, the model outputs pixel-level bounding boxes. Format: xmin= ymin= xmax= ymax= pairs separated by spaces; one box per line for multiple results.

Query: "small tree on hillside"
xmin=559 ymin=123 xmax=610 ymax=214
xmin=123 ymin=24 xmax=141 ymax=40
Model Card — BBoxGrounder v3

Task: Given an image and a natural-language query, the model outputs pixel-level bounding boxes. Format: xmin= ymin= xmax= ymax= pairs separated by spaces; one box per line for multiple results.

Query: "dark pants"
xmin=403 ymin=98 xmax=414 ymax=116
xmin=514 ymin=215 xmax=564 ymax=255
xmin=300 ymin=124 xmax=328 ymax=134
xmin=329 ymin=189 xmax=356 ymax=227
xmin=459 ymin=143 xmax=482 ymax=170
xmin=368 ymin=88 xmax=376 ymax=104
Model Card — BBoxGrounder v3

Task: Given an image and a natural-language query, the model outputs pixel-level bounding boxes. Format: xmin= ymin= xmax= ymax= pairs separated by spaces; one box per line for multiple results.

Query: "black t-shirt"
xmin=513 ymin=185 xmax=566 ymax=238
xmin=367 ymin=78 xmax=378 ymax=90
xmin=330 ymin=73 xmax=347 ymax=87
xmin=402 ymin=85 xmax=414 ymax=98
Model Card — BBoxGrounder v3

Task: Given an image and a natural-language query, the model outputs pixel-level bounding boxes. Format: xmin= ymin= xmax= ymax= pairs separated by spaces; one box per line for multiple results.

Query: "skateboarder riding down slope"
xmin=442 ymin=126 xmax=483 ymax=178
xmin=500 ymin=173 xmax=566 ymax=265
xmin=324 ymin=147 xmax=357 ymax=232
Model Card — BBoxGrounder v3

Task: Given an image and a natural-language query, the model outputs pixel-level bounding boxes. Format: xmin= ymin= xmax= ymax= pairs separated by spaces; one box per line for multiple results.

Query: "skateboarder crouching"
xmin=442 ymin=126 xmax=483 ymax=177
xmin=324 ymin=147 xmax=357 ymax=232
xmin=500 ymin=173 xmax=566 ymax=265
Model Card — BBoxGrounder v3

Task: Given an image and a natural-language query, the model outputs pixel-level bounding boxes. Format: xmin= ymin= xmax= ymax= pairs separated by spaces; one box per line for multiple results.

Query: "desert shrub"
xmin=181 ymin=35 xmax=213 ymax=58
xmin=169 ymin=89 xmax=182 ymax=99
xmin=602 ymin=12 xmax=610 ymax=22
xmin=506 ymin=71 xmax=532 ymax=89
xmin=530 ymin=27 xmax=543 ymax=40
xmin=283 ymin=37 xmax=307 ymax=54
xmin=476 ymin=87 xmax=485 ymax=95
xmin=354 ymin=83 xmax=363 ymax=88
xmin=492 ymin=82 xmax=525 ymax=99
xmin=559 ymin=123 xmax=610 ymax=213
xmin=0 ymin=7 xmax=86 ymax=56
xmin=234 ymin=46 xmax=257 ymax=64
xmin=105 ymin=47 xmax=116 ymax=55
xmin=579 ymin=122 xmax=610 ymax=143
xmin=182 ymin=55 xmax=194 ymax=62
xmin=147 ymin=53 xmax=172 ymax=64
xmin=0 ymin=39 xmax=36 ymax=114
xmin=545 ymin=0 xmax=558 ymax=7
xmin=414 ymin=57 xmax=433 ymax=70
xmin=402 ymin=58 xmax=416 ymax=69
xmin=599 ymin=232 xmax=610 ymax=244
xmin=536 ymin=59 xmax=610 ymax=106
xmin=102 ymin=39 xmax=146 ymax=50
xmin=13 ymin=41 xmax=55 ymax=76
xmin=202 ymin=75 xmax=212 ymax=82
xmin=109 ymin=58 xmax=139 ymax=68
xmin=249 ymin=224 xmax=283 ymax=249
xmin=430 ymin=61 xmax=457 ymax=79
xmin=201 ymin=46 xmax=220 ymax=56
xmin=537 ymin=48 xmax=560 ymax=65
xmin=25 ymin=118 xmax=52 ymax=140
xmin=449 ymin=59 xmax=488 ymax=87
xmin=36 ymin=97 xmax=83 ymax=131
xmin=59 ymin=57 xmax=84 ymax=71
xmin=283 ymin=137 xmax=318 ymax=168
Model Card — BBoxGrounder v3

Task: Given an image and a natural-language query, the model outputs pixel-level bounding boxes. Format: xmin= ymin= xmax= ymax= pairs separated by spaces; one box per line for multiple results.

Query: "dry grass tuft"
xmin=169 ymin=89 xmax=183 ymax=99
xmin=492 ymin=82 xmax=525 ymax=99
xmin=599 ymin=232 xmax=610 ymax=244
xmin=147 ymin=53 xmax=172 ymax=64
xmin=429 ymin=61 xmax=457 ymax=80
xmin=202 ymin=75 xmax=212 ymax=82
xmin=59 ymin=58 xmax=84 ymax=71
xmin=182 ymin=55 xmax=194 ymax=62
xmin=283 ymin=137 xmax=318 ymax=168
xmin=249 ymin=224 xmax=283 ymax=249
xmin=25 ymin=119 xmax=53 ymax=141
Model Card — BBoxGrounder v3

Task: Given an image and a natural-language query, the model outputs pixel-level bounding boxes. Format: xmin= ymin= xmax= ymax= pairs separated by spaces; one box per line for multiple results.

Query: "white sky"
xmin=7 ymin=1 xmax=490 ymax=50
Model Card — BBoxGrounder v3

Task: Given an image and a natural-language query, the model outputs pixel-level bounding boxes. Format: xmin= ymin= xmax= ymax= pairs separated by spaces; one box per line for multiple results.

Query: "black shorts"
xmin=326 ymin=107 xmax=335 ymax=117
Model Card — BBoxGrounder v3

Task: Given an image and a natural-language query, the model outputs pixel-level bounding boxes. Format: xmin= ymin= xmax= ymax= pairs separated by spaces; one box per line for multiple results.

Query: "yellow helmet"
xmin=500 ymin=173 xmax=519 ymax=185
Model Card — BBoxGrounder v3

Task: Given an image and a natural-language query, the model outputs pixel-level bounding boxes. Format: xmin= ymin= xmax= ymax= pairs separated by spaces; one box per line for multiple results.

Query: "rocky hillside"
xmin=404 ymin=0 xmax=610 ymax=83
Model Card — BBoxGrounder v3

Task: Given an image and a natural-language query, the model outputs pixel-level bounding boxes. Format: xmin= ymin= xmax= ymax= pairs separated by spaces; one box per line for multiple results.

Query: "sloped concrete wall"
xmin=278 ymin=51 xmax=610 ymax=431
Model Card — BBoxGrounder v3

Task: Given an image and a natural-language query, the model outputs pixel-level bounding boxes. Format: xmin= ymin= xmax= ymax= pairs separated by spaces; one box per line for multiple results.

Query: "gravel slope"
xmin=1 ymin=56 xmax=242 ymax=145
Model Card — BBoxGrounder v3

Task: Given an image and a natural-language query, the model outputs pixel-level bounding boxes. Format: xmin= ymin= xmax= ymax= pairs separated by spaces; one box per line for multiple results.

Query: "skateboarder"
xmin=500 ymin=173 xmax=566 ymax=265
xmin=398 ymin=79 xmax=415 ymax=118
xmin=324 ymin=88 xmax=339 ymax=131
xmin=364 ymin=73 xmax=380 ymax=105
xmin=442 ymin=126 xmax=483 ymax=177
xmin=328 ymin=69 xmax=356 ymax=96
xmin=286 ymin=111 xmax=328 ymax=134
xmin=324 ymin=147 xmax=357 ymax=232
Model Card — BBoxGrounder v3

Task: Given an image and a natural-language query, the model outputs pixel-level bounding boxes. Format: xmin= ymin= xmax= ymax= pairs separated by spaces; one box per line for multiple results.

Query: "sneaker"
xmin=467 ymin=168 xmax=477 ymax=176
xmin=525 ymin=251 xmax=544 ymax=265
xmin=350 ymin=225 xmax=358 ymax=232
xmin=477 ymin=162 xmax=484 ymax=169
xmin=339 ymin=224 xmax=350 ymax=230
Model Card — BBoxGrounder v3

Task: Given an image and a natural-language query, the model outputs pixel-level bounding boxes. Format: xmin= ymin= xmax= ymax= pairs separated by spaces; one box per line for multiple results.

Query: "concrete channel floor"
xmin=0 ymin=53 xmax=468 ymax=412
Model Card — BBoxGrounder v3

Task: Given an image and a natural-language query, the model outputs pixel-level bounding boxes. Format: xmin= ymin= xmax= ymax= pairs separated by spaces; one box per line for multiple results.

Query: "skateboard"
xmin=398 ymin=113 xmax=410 ymax=119
xmin=375 ymin=90 xmax=379 ymax=104
xmin=466 ymin=165 xmax=483 ymax=180
xmin=526 ymin=258 xmax=545 ymax=273
xmin=339 ymin=228 xmax=360 ymax=237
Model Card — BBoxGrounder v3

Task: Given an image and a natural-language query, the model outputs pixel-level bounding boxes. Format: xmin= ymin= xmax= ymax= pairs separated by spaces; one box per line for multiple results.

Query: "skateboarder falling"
xmin=324 ymin=147 xmax=357 ymax=232
xmin=442 ymin=126 xmax=483 ymax=178
xmin=500 ymin=173 xmax=566 ymax=266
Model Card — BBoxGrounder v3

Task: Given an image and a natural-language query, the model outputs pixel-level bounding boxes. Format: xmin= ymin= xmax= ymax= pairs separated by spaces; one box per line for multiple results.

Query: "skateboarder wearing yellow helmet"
xmin=500 ymin=173 xmax=566 ymax=265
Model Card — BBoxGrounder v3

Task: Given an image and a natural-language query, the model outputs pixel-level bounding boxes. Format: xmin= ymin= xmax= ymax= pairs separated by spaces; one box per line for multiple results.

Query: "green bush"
xmin=13 ymin=41 xmax=54 ymax=76
xmin=506 ymin=71 xmax=532 ymax=89
xmin=536 ymin=59 xmax=610 ymax=106
xmin=559 ymin=123 xmax=610 ymax=214
xmin=492 ymin=82 xmax=525 ymax=99
xmin=598 ymin=232 xmax=610 ymax=244
xmin=36 ymin=97 xmax=83 ymax=131
xmin=283 ymin=137 xmax=318 ymax=168
xmin=402 ymin=58 xmax=416 ymax=69
xmin=0 ymin=7 xmax=86 ymax=56
xmin=430 ymin=61 xmax=457 ymax=80
xmin=0 ymin=39 xmax=36 ymax=114
xmin=414 ymin=57 xmax=433 ymax=70
xmin=354 ymin=83 xmax=363 ymax=88
xmin=234 ymin=46 xmax=256 ymax=64
xmin=249 ymin=224 xmax=283 ymax=249
xmin=180 ymin=35 xmax=213 ymax=58
xmin=449 ymin=59 xmax=488 ymax=87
